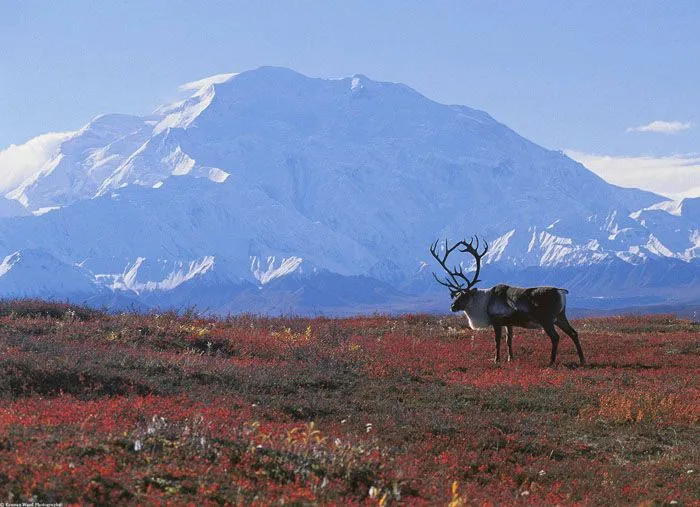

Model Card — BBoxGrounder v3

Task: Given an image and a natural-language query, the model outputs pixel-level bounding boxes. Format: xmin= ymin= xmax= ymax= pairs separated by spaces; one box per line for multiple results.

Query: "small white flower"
xmin=334 ymin=438 xmax=342 ymax=447
xmin=341 ymin=419 xmax=347 ymax=424
xmin=369 ymin=486 xmax=379 ymax=499
xmin=200 ymin=436 xmax=206 ymax=447
xmin=521 ymin=490 xmax=530 ymax=496
xmin=538 ymin=469 xmax=546 ymax=476
xmin=134 ymin=440 xmax=142 ymax=452
xmin=365 ymin=423 xmax=373 ymax=433
xmin=687 ymin=469 xmax=694 ymax=474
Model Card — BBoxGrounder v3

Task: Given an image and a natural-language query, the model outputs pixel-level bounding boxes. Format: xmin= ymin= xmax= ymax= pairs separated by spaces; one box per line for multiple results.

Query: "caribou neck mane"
xmin=458 ymin=288 xmax=491 ymax=329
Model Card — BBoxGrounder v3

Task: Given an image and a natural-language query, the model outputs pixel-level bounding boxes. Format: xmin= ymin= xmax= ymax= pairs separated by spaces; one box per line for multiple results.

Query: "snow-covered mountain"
xmin=0 ymin=66 xmax=697 ymax=314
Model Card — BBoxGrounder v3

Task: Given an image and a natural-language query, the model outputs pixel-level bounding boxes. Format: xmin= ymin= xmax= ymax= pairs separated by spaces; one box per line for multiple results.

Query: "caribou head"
xmin=429 ymin=236 xmax=489 ymax=312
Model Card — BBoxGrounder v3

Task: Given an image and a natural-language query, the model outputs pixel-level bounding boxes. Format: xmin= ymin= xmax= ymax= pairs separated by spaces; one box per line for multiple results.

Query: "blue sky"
xmin=1 ymin=1 xmax=698 ymax=196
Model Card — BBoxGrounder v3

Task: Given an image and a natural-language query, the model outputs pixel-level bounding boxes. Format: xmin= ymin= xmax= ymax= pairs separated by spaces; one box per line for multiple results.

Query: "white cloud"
xmin=0 ymin=131 xmax=75 ymax=195
xmin=626 ymin=120 xmax=692 ymax=134
xmin=179 ymin=73 xmax=237 ymax=94
xmin=565 ymin=150 xmax=700 ymax=200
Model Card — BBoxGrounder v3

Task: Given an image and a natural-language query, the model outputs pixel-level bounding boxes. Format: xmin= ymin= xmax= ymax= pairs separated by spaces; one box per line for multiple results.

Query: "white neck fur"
xmin=463 ymin=289 xmax=491 ymax=329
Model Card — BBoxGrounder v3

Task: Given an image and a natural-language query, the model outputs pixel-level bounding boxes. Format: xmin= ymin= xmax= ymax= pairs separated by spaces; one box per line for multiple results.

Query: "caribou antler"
xmin=429 ymin=236 xmax=489 ymax=295
xmin=459 ymin=236 xmax=488 ymax=288
xmin=429 ymin=239 xmax=471 ymax=296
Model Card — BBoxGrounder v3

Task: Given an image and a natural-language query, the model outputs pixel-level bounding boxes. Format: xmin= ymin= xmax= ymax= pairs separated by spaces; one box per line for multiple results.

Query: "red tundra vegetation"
xmin=0 ymin=300 xmax=697 ymax=504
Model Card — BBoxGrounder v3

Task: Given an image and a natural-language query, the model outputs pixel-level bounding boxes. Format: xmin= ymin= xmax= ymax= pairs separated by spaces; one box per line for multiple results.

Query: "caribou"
xmin=430 ymin=237 xmax=585 ymax=366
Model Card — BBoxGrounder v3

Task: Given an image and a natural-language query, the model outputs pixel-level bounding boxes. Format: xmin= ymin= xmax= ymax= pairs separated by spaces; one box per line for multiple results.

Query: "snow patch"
xmin=538 ymin=231 xmax=574 ymax=266
xmin=155 ymin=89 xmax=214 ymax=134
xmin=527 ymin=229 xmax=538 ymax=253
xmin=7 ymin=154 xmax=65 ymax=207
xmin=616 ymin=248 xmax=647 ymax=265
xmin=0 ymin=252 xmax=21 ymax=277
xmin=604 ymin=210 xmax=619 ymax=235
xmin=485 ymin=230 xmax=515 ymax=263
xmin=351 ymin=77 xmax=364 ymax=91
xmin=646 ymin=199 xmax=683 ymax=216
xmin=163 ymin=146 xmax=195 ymax=176
xmin=148 ymin=256 xmax=215 ymax=291
xmin=586 ymin=239 xmax=601 ymax=251
xmin=32 ymin=206 xmax=61 ymax=216
xmin=154 ymin=73 xmax=236 ymax=135
xmin=88 ymin=149 xmax=120 ymax=170
xmin=645 ymin=234 xmax=674 ymax=257
xmin=208 ymin=167 xmax=230 ymax=183
xmin=251 ymin=256 xmax=303 ymax=284
xmin=96 ymin=139 xmax=153 ymax=195
xmin=525 ymin=230 xmax=602 ymax=267
xmin=682 ymin=229 xmax=700 ymax=260
xmin=123 ymin=257 xmax=145 ymax=289
xmin=99 ymin=256 xmax=215 ymax=294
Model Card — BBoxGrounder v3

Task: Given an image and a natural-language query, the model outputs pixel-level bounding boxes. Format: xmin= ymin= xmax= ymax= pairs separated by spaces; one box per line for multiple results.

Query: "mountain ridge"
xmin=0 ymin=67 xmax=696 ymax=314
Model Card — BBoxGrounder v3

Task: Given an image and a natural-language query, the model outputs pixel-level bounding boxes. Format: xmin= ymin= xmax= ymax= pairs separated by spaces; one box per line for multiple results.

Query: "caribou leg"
xmin=493 ymin=325 xmax=503 ymax=363
xmin=555 ymin=313 xmax=586 ymax=365
xmin=506 ymin=326 xmax=514 ymax=362
xmin=542 ymin=323 xmax=560 ymax=366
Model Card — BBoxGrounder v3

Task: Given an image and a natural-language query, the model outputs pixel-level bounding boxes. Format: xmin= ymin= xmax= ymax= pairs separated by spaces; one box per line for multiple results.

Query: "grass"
xmin=0 ymin=300 xmax=697 ymax=504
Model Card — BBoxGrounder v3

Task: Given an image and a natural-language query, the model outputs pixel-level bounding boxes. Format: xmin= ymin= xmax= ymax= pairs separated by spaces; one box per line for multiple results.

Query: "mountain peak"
xmin=0 ymin=67 xmax=696 ymax=313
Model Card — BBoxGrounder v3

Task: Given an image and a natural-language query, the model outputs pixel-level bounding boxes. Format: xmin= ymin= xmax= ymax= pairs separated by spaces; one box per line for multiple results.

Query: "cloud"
xmin=179 ymin=73 xmax=237 ymax=94
xmin=626 ymin=120 xmax=691 ymax=134
xmin=565 ymin=150 xmax=700 ymax=200
xmin=0 ymin=131 xmax=74 ymax=195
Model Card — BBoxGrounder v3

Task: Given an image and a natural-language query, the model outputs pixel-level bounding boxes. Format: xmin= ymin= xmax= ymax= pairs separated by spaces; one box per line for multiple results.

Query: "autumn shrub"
xmin=0 ymin=300 xmax=697 ymax=504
